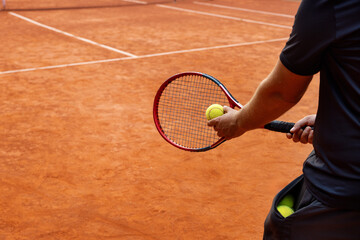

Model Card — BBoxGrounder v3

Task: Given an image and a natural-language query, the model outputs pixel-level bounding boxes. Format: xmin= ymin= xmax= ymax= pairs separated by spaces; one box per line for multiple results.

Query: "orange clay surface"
xmin=0 ymin=0 xmax=317 ymax=239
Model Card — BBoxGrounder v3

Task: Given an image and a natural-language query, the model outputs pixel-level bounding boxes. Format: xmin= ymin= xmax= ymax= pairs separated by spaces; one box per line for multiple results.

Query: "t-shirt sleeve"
xmin=280 ymin=0 xmax=335 ymax=76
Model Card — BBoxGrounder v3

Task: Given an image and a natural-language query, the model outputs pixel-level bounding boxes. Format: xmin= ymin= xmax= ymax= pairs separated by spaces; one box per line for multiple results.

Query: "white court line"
xmin=0 ymin=37 xmax=288 ymax=75
xmin=122 ymin=0 xmax=147 ymax=4
xmin=194 ymin=1 xmax=294 ymax=18
xmin=139 ymin=37 xmax=288 ymax=57
xmin=0 ymin=57 xmax=134 ymax=75
xmin=9 ymin=12 xmax=138 ymax=58
xmin=157 ymin=4 xmax=292 ymax=29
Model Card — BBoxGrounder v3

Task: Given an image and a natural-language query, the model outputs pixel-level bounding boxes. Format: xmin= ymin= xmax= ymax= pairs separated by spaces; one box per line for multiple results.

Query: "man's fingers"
xmin=286 ymin=133 xmax=293 ymax=139
xmin=292 ymin=122 xmax=305 ymax=132
xmin=308 ymin=130 xmax=314 ymax=144
xmin=207 ymin=119 xmax=216 ymax=126
xmin=223 ymin=106 xmax=232 ymax=113
xmin=292 ymin=129 xmax=303 ymax=142
xmin=300 ymin=126 xmax=311 ymax=143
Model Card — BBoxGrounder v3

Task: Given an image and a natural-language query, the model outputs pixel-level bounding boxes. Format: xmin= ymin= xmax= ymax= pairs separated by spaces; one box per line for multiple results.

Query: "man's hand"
xmin=207 ymin=106 xmax=246 ymax=140
xmin=286 ymin=114 xmax=316 ymax=144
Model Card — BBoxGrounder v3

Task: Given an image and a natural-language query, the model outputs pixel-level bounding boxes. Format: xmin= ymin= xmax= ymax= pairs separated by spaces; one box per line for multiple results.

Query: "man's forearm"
xmin=236 ymin=60 xmax=313 ymax=131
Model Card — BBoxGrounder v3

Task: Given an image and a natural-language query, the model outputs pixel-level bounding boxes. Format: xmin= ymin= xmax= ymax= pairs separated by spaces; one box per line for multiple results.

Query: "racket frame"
xmin=153 ymin=72 xmax=243 ymax=152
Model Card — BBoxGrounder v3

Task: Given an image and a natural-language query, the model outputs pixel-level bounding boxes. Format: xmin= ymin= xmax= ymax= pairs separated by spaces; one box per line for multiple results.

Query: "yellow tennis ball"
xmin=277 ymin=205 xmax=294 ymax=218
xmin=278 ymin=194 xmax=295 ymax=208
xmin=206 ymin=104 xmax=224 ymax=120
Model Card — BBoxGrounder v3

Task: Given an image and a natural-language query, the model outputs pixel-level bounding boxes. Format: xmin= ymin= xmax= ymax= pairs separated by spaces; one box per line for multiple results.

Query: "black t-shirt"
xmin=280 ymin=0 xmax=360 ymax=210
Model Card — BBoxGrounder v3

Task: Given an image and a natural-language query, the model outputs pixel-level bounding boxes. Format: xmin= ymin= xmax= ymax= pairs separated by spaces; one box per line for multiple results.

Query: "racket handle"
xmin=264 ymin=120 xmax=294 ymax=133
xmin=264 ymin=120 xmax=314 ymax=133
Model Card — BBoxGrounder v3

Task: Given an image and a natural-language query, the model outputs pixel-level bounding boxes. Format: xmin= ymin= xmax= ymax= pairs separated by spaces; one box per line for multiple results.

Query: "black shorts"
xmin=263 ymin=175 xmax=360 ymax=240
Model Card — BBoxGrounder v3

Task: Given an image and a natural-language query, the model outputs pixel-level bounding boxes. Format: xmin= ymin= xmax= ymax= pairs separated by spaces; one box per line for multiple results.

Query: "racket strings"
xmin=157 ymin=74 xmax=229 ymax=150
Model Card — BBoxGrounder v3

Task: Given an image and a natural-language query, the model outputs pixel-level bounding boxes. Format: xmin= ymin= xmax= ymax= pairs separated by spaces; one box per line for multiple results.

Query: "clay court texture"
xmin=0 ymin=0 xmax=318 ymax=239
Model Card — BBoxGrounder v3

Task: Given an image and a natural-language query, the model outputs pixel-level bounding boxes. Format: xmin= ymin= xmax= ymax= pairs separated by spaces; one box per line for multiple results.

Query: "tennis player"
xmin=208 ymin=0 xmax=360 ymax=239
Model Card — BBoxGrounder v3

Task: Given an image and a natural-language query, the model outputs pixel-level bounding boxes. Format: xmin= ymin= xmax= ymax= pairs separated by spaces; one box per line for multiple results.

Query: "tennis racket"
xmin=153 ymin=72 xmax=299 ymax=152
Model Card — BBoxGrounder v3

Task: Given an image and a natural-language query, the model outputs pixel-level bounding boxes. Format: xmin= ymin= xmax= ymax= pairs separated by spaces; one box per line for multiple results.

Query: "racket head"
xmin=153 ymin=72 xmax=242 ymax=152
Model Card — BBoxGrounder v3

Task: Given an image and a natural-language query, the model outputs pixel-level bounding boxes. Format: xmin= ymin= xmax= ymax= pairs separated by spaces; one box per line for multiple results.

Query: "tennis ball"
xmin=278 ymin=194 xmax=295 ymax=208
xmin=277 ymin=205 xmax=294 ymax=218
xmin=206 ymin=104 xmax=224 ymax=120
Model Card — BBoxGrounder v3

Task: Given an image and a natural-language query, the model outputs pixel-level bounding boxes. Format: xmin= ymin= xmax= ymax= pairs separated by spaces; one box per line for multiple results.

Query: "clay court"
xmin=1 ymin=0 xmax=318 ymax=239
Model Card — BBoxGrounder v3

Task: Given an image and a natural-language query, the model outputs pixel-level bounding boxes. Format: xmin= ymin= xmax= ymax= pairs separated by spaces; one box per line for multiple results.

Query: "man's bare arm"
xmin=208 ymin=60 xmax=313 ymax=140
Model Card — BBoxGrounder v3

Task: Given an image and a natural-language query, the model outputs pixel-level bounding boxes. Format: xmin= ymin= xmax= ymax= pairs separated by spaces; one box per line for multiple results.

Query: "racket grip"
xmin=264 ymin=120 xmax=314 ymax=133
xmin=264 ymin=120 xmax=295 ymax=133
